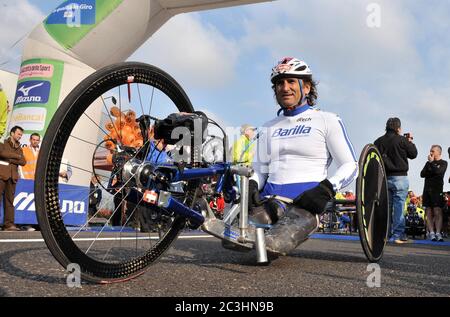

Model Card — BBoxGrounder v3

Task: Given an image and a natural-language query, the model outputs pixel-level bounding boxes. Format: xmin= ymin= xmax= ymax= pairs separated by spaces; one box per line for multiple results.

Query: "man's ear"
xmin=303 ymin=81 xmax=311 ymax=95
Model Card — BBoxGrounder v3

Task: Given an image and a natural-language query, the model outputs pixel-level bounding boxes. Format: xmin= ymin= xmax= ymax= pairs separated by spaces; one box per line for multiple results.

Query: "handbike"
xmin=35 ymin=62 xmax=390 ymax=284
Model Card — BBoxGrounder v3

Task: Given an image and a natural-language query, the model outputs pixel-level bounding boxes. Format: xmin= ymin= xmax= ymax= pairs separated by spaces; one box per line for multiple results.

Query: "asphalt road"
xmin=0 ymin=231 xmax=449 ymax=297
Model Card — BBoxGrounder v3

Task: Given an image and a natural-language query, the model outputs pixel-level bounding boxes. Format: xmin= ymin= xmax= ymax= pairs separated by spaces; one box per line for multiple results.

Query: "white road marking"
xmin=0 ymin=234 xmax=215 ymax=244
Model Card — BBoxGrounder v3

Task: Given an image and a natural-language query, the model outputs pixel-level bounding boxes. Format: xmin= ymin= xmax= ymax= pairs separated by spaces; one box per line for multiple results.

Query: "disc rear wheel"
xmin=356 ymin=144 xmax=390 ymax=263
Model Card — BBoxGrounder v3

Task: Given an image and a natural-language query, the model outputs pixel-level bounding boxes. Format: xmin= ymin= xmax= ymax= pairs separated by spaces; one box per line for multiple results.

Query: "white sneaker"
xmin=21 ymin=225 xmax=36 ymax=232
xmin=429 ymin=232 xmax=437 ymax=241
xmin=435 ymin=232 xmax=444 ymax=242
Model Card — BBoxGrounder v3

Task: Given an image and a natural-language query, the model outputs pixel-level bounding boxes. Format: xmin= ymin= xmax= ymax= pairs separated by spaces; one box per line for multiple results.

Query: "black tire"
xmin=356 ymin=144 xmax=390 ymax=262
xmin=35 ymin=62 xmax=194 ymax=283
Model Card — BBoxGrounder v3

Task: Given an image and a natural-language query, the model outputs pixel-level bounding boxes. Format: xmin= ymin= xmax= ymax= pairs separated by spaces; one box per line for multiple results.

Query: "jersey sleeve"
xmin=250 ymin=127 xmax=269 ymax=190
xmin=325 ymin=114 xmax=358 ymax=191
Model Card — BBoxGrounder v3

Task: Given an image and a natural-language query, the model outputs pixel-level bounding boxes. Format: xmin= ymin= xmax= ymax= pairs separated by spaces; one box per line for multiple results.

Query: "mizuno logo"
xmin=18 ymin=82 xmax=44 ymax=96
xmin=14 ymin=192 xmax=86 ymax=214
xmin=15 ymin=81 xmax=50 ymax=105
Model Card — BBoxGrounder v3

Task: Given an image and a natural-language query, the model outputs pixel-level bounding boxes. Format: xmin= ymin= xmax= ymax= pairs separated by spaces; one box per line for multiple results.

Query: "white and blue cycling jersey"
xmin=251 ymin=106 xmax=358 ymax=200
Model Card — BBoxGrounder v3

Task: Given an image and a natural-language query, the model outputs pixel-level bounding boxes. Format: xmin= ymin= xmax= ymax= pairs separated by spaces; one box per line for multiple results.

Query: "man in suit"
xmin=0 ymin=126 xmax=26 ymax=231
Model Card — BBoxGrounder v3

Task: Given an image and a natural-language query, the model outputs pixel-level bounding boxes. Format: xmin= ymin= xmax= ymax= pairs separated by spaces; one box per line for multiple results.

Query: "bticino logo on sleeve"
xmin=14 ymin=81 xmax=51 ymax=105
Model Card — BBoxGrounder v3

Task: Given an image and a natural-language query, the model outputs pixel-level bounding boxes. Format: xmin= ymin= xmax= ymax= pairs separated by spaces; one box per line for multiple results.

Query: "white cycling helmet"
xmin=270 ymin=57 xmax=312 ymax=84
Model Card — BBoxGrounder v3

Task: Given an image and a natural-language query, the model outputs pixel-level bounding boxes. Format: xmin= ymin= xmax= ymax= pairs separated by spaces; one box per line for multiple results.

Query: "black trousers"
xmin=0 ymin=179 xmax=17 ymax=227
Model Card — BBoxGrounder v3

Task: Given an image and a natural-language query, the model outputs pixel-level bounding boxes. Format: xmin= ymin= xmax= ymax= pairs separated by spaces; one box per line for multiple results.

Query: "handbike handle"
xmin=230 ymin=165 xmax=253 ymax=177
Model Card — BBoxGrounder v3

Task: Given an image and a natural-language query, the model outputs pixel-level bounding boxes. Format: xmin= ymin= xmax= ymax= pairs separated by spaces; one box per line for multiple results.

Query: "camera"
xmin=154 ymin=112 xmax=209 ymax=165
xmin=154 ymin=112 xmax=208 ymax=145
xmin=403 ymin=133 xmax=413 ymax=140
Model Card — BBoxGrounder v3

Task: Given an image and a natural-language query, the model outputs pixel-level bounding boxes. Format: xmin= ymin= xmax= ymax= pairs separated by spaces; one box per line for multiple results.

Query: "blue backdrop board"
xmin=0 ymin=179 xmax=88 ymax=226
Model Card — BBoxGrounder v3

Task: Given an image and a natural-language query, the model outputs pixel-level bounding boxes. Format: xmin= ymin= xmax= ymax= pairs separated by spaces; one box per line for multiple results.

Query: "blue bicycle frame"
xmin=145 ymin=162 xmax=237 ymax=227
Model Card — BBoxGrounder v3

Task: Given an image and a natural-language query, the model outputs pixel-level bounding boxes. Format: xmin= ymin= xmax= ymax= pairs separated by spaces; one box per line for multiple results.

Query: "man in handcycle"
xmin=247 ymin=57 xmax=358 ymax=255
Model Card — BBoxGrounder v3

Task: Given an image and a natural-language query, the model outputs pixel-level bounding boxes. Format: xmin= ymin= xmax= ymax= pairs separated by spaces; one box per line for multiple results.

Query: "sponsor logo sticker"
xmin=14 ymin=81 xmax=51 ymax=105
xmin=271 ymin=125 xmax=312 ymax=138
xmin=19 ymin=64 xmax=54 ymax=80
xmin=46 ymin=0 xmax=96 ymax=25
xmin=11 ymin=107 xmax=47 ymax=131
xmin=14 ymin=191 xmax=86 ymax=214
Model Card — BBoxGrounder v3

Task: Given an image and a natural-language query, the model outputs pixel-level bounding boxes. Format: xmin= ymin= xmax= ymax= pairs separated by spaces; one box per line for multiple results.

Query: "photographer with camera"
xmin=374 ymin=118 xmax=417 ymax=244
xmin=420 ymin=145 xmax=447 ymax=241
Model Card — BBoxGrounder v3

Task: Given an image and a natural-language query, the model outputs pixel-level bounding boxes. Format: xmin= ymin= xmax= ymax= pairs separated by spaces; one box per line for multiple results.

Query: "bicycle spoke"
xmin=118 ymin=85 xmax=123 ymax=143
xmin=137 ymin=83 xmax=145 ymax=116
xmin=101 ymin=195 xmax=146 ymax=261
xmin=101 ymin=95 xmax=121 ymax=142
xmin=85 ymin=191 xmax=132 ymax=255
xmin=60 ymin=137 xmax=152 ymax=219
xmin=83 ymin=112 xmax=111 ymax=139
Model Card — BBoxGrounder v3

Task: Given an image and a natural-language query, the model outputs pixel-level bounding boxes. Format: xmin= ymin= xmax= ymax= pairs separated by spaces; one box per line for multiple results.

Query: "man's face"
xmin=11 ymin=129 xmax=23 ymax=143
xmin=30 ymin=135 xmax=40 ymax=148
xmin=275 ymin=78 xmax=310 ymax=108
xmin=245 ymin=128 xmax=256 ymax=140
xmin=430 ymin=147 xmax=441 ymax=160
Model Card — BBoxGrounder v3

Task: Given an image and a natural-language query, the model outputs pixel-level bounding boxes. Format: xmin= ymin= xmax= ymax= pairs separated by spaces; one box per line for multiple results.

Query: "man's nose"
xmin=281 ymin=81 xmax=291 ymax=91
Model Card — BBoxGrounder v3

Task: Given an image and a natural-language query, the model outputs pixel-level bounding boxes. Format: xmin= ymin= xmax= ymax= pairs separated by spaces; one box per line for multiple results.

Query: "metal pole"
xmin=239 ymin=175 xmax=249 ymax=238
xmin=255 ymin=228 xmax=269 ymax=265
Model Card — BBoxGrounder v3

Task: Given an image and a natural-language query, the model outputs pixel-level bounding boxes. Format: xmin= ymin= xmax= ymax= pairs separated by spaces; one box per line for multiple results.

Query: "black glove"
xmin=293 ymin=179 xmax=335 ymax=215
xmin=248 ymin=179 xmax=262 ymax=209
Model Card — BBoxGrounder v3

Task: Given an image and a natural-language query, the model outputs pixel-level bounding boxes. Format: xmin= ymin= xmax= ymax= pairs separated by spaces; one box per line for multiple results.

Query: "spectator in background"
xmin=0 ymin=83 xmax=12 ymax=139
xmin=232 ymin=124 xmax=257 ymax=166
xmin=344 ymin=190 xmax=355 ymax=201
xmin=232 ymin=124 xmax=257 ymax=193
xmin=374 ymin=118 xmax=417 ymax=244
xmin=88 ymin=175 xmax=102 ymax=217
xmin=443 ymin=192 xmax=450 ymax=238
xmin=20 ymin=133 xmax=42 ymax=231
xmin=420 ymin=145 xmax=447 ymax=241
xmin=405 ymin=190 xmax=416 ymax=210
xmin=20 ymin=133 xmax=41 ymax=179
xmin=448 ymin=147 xmax=450 ymax=183
xmin=59 ymin=158 xmax=73 ymax=183
xmin=417 ymin=195 xmax=423 ymax=208
xmin=0 ymin=126 xmax=26 ymax=231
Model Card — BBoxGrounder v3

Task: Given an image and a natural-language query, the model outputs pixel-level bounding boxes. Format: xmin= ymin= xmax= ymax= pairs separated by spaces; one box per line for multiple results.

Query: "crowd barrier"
xmin=0 ymin=179 xmax=88 ymax=226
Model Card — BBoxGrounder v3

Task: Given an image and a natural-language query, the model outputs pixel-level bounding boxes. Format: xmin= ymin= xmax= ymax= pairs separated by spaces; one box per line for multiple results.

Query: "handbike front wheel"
xmin=35 ymin=62 xmax=194 ymax=283
xmin=356 ymin=144 xmax=390 ymax=262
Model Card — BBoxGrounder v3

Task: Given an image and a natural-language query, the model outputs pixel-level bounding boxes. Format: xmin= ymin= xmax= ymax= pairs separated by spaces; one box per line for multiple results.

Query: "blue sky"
xmin=1 ymin=0 xmax=450 ymax=193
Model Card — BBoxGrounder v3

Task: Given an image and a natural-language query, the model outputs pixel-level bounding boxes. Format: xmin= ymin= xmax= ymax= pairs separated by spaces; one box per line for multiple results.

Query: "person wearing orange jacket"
xmin=20 ymin=133 xmax=41 ymax=180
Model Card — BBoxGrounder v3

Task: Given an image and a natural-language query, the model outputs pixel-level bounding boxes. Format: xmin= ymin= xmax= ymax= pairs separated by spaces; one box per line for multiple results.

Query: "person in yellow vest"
xmin=0 ymin=83 xmax=12 ymax=138
xmin=20 ymin=133 xmax=41 ymax=180
xmin=232 ymin=124 xmax=257 ymax=166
